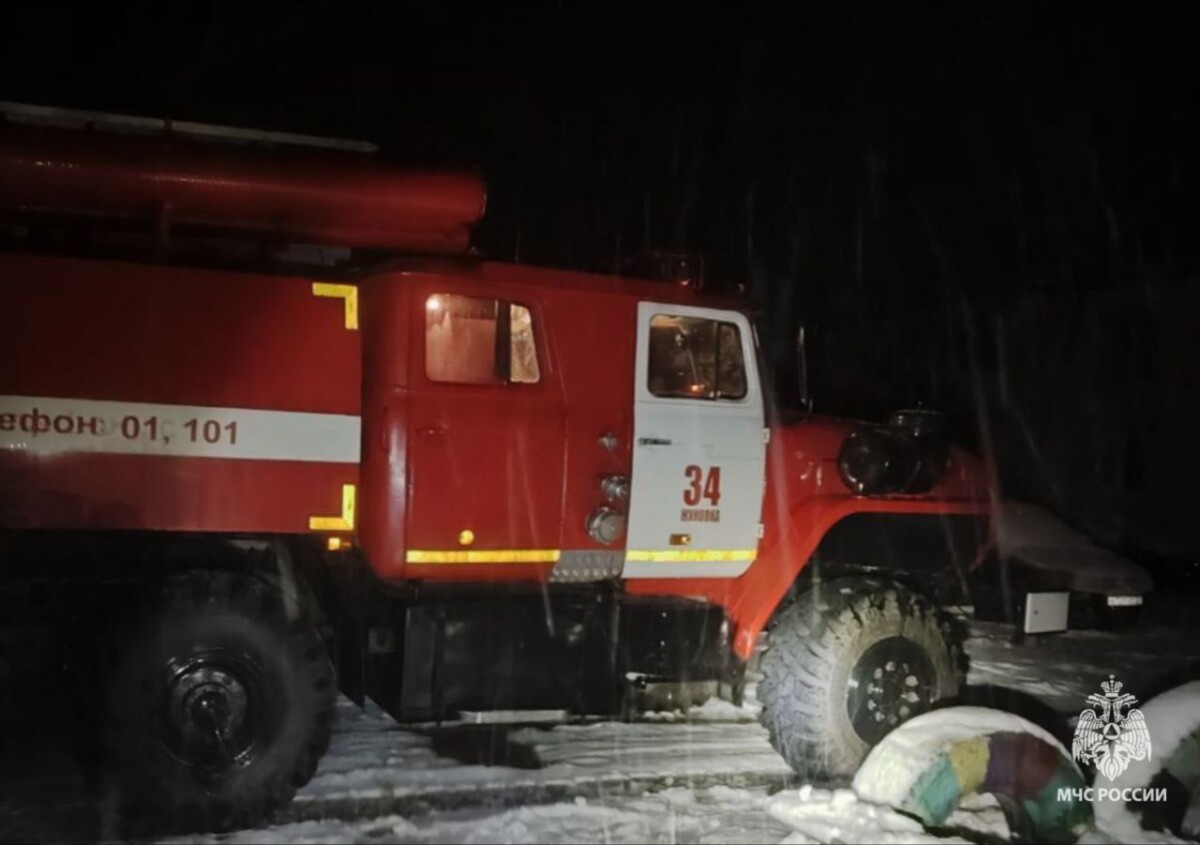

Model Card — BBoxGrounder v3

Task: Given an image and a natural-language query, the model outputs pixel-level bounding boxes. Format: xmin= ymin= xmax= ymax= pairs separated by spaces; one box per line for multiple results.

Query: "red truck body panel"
xmin=0 ymin=253 xmax=361 ymax=534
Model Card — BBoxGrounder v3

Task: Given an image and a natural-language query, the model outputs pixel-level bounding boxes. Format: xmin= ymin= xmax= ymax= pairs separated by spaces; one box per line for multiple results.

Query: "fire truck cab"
xmin=0 ymin=103 xmax=991 ymax=830
xmin=357 ymin=262 xmax=767 ymax=584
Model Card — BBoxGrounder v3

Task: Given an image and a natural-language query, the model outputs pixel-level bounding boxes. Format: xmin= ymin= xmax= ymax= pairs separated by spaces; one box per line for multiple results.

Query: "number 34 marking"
xmin=684 ymin=465 xmax=721 ymax=506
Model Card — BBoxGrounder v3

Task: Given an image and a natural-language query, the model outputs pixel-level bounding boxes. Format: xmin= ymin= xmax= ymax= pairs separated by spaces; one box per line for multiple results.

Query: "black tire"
xmin=106 ymin=570 xmax=336 ymax=831
xmin=758 ymin=579 xmax=964 ymax=782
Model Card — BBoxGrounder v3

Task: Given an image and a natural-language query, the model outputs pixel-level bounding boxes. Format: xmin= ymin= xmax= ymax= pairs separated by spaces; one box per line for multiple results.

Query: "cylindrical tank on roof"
xmin=0 ymin=122 xmax=487 ymax=254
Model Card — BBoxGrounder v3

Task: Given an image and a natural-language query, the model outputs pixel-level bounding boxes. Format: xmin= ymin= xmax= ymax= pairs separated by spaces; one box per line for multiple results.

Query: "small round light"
xmin=458 ymin=529 xmax=475 ymax=546
xmin=586 ymin=507 xmax=626 ymax=545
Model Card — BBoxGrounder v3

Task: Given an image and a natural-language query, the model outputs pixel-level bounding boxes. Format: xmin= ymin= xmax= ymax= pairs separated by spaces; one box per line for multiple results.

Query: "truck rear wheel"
xmin=758 ymin=579 xmax=964 ymax=782
xmin=106 ymin=570 xmax=335 ymax=831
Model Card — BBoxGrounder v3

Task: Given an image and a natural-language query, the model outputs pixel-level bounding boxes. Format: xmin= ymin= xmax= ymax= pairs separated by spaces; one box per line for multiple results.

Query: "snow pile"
xmin=768 ymin=708 xmax=1095 ymax=844
xmin=641 ymin=695 xmax=762 ymax=723
xmin=994 ymin=501 xmax=1152 ymax=595
xmin=996 ymin=501 xmax=1095 ymax=550
xmin=1078 ymin=827 xmax=1193 ymax=845
xmin=767 ymin=784 xmax=988 ymax=844
xmin=851 ymin=707 xmax=1064 ymax=808
xmin=1089 ymin=680 xmax=1200 ymax=842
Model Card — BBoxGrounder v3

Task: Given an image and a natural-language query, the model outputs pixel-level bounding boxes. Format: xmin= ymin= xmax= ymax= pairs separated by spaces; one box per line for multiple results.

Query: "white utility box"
xmin=1023 ymin=591 xmax=1070 ymax=634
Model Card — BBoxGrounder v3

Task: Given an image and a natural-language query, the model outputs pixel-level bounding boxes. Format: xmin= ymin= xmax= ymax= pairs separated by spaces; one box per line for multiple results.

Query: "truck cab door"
xmin=403 ymin=283 xmax=565 ymax=576
xmin=624 ymin=302 xmax=766 ymax=578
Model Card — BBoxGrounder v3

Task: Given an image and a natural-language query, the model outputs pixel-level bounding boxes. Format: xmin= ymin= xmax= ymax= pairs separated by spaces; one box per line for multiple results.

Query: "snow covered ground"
xmin=280 ymin=697 xmax=792 ymax=825
xmin=149 ymin=620 xmax=1197 ymax=845
xmin=3 ymin=617 xmax=1198 ymax=844
xmin=158 ymin=698 xmax=1008 ymax=845
xmin=961 ymin=619 xmax=1195 ymax=715
xmin=165 ymin=784 xmax=794 ymax=845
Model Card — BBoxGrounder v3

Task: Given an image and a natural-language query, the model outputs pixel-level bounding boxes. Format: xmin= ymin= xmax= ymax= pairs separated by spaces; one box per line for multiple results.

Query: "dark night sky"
xmin=5 ymin=3 xmax=1198 ymax=307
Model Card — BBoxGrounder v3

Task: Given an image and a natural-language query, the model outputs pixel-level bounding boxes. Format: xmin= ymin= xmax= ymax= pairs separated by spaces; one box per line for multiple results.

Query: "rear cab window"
xmin=424 ymin=293 xmax=540 ymax=385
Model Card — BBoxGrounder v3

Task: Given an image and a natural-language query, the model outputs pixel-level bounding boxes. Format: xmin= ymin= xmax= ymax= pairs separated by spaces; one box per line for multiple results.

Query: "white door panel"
xmin=624 ymin=302 xmax=767 ymax=579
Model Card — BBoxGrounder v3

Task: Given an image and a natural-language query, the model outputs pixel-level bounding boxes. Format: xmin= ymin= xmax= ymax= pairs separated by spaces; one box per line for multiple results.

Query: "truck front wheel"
xmin=106 ymin=570 xmax=336 ymax=830
xmin=758 ymin=579 xmax=964 ymax=782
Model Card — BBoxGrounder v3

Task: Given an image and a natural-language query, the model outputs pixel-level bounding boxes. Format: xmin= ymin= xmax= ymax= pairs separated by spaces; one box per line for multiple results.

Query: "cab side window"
xmin=425 ymin=293 xmax=541 ymax=385
xmin=648 ymin=314 xmax=747 ymax=400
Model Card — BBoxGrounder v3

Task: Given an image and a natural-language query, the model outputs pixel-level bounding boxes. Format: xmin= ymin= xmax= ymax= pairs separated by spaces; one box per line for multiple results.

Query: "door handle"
xmin=637 ymin=437 xmax=672 ymax=446
xmin=417 ymin=424 xmax=448 ymax=437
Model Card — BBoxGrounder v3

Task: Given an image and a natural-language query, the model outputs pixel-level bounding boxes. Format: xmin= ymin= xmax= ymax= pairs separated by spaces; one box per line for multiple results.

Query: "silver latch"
xmin=601 ymin=474 xmax=630 ymax=504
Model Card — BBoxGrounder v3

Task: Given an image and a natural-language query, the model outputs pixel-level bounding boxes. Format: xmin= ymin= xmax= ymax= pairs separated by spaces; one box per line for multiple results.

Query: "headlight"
xmin=837 ymin=411 xmax=952 ymax=496
xmin=837 ymin=428 xmax=916 ymax=495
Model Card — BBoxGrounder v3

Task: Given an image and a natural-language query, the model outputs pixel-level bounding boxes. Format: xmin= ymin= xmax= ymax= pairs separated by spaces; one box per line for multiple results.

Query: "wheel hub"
xmin=846 ymin=636 xmax=936 ymax=745
xmin=163 ymin=658 xmax=257 ymax=767
xmin=171 ymin=665 xmax=248 ymax=739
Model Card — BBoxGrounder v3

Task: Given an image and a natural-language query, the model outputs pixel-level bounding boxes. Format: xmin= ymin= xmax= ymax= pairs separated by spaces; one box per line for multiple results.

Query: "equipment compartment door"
xmin=625 ymin=302 xmax=766 ymax=579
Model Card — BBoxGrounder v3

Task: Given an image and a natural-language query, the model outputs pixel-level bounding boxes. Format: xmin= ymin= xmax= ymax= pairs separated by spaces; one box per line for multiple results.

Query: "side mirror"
xmin=797 ymin=323 xmax=814 ymax=413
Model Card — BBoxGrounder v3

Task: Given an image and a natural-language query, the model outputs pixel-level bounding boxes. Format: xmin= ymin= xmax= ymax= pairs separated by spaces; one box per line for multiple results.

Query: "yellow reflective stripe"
xmin=406 ymin=549 xmax=561 ymax=564
xmin=625 ymin=549 xmax=757 ymax=563
xmin=404 ymin=549 xmax=755 ymax=564
xmin=309 ymin=484 xmax=356 ymax=531
xmin=312 ymin=282 xmax=359 ymax=330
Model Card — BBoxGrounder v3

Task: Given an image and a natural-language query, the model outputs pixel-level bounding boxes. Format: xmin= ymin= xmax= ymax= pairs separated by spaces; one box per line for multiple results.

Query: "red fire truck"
xmin=0 ymin=103 xmax=991 ymax=828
